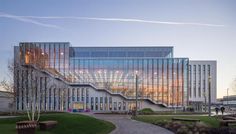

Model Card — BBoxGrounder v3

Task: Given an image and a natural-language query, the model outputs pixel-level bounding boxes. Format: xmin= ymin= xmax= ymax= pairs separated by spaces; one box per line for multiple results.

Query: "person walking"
xmin=215 ymin=107 xmax=219 ymax=115
xmin=220 ymin=106 xmax=225 ymax=115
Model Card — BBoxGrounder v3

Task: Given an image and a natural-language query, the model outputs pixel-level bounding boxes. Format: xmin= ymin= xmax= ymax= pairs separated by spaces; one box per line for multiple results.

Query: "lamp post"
xmin=227 ymin=88 xmax=229 ymax=107
xmin=174 ymin=99 xmax=177 ymax=113
xmin=135 ymin=74 xmax=138 ymax=117
xmin=204 ymin=92 xmax=207 ymax=112
xmin=208 ymin=76 xmax=212 ymax=117
xmin=173 ymin=72 xmax=176 ymax=113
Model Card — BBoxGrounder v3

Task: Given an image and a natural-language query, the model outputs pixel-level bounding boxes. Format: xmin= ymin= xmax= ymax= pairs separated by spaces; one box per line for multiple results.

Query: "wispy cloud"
xmin=0 ymin=12 xmax=63 ymax=29
xmin=18 ymin=16 xmax=225 ymax=27
xmin=0 ymin=12 xmax=225 ymax=28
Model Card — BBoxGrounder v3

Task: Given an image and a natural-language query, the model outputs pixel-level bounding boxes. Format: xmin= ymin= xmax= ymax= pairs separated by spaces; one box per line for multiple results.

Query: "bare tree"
xmin=0 ymin=80 xmax=13 ymax=92
xmin=0 ymin=59 xmax=15 ymax=114
xmin=0 ymin=59 xmax=14 ymax=92
xmin=23 ymin=68 xmax=55 ymax=121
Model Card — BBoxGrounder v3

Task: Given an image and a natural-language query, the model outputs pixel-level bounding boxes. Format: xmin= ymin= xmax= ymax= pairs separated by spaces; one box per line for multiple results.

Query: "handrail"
xmin=23 ymin=64 xmax=171 ymax=108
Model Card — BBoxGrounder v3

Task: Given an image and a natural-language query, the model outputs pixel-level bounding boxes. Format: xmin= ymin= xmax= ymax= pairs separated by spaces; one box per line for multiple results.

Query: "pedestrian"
xmin=221 ymin=106 xmax=225 ymax=115
xmin=215 ymin=107 xmax=219 ymax=115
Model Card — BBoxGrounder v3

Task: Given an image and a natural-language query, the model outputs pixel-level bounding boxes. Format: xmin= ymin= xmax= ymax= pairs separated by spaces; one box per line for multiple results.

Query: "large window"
xmin=189 ymin=65 xmax=192 ymax=98
xmin=198 ymin=65 xmax=201 ymax=97
xmin=109 ymin=97 xmax=112 ymax=110
xmin=72 ymin=88 xmax=75 ymax=101
xmin=193 ymin=65 xmax=197 ymax=97
xmin=118 ymin=102 xmax=121 ymax=110
xmin=100 ymin=97 xmax=103 ymax=110
xmin=95 ymin=97 xmax=98 ymax=110
xmin=77 ymin=88 xmax=80 ymax=101
xmin=203 ymin=65 xmax=206 ymax=96
xmin=19 ymin=44 xmax=189 ymax=107
xmin=91 ymin=97 xmax=94 ymax=110
xmin=113 ymin=102 xmax=117 ymax=111
xmin=123 ymin=102 xmax=126 ymax=110
xmin=67 ymin=58 xmax=188 ymax=106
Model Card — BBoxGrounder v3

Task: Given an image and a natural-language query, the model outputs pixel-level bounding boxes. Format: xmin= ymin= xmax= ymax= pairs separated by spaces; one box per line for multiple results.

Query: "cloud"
xmin=0 ymin=12 xmax=63 ymax=30
xmin=0 ymin=12 xmax=225 ymax=28
xmin=18 ymin=16 xmax=225 ymax=27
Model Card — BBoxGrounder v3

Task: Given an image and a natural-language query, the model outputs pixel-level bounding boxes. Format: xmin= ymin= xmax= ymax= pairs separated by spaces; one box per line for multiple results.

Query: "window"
xmin=44 ymin=77 xmax=47 ymax=110
xmin=127 ymin=51 xmax=144 ymax=57
xmin=109 ymin=97 xmax=112 ymax=110
xmin=208 ymin=65 xmax=211 ymax=90
xmin=58 ymin=89 xmax=61 ymax=110
xmin=198 ymin=65 xmax=201 ymax=97
xmin=100 ymin=97 xmax=103 ymax=110
xmin=72 ymin=88 xmax=75 ymax=101
xmin=189 ymin=65 xmax=192 ymax=98
xmin=54 ymin=88 xmax=56 ymax=110
xmin=123 ymin=102 xmax=126 ymax=110
xmin=193 ymin=65 xmax=197 ymax=97
xmin=26 ymin=70 xmax=29 ymax=104
xmin=16 ymin=70 xmax=20 ymax=110
xmin=40 ymin=77 xmax=43 ymax=110
xmin=208 ymin=65 xmax=211 ymax=76
xmin=67 ymin=88 xmax=70 ymax=109
xmin=77 ymin=88 xmax=80 ymax=101
xmin=95 ymin=97 xmax=98 ymax=110
xmin=91 ymin=51 xmax=108 ymax=57
xmin=75 ymin=52 xmax=90 ymax=57
xmin=109 ymin=51 xmax=126 ymax=57
xmin=113 ymin=102 xmax=117 ymax=111
xmin=118 ymin=102 xmax=121 ymax=110
xmin=81 ymin=88 xmax=84 ymax=101
xmin=91 ymin=97 xmax=94 ymax=110
xmin=104 ymin=97 xmax=108 ymax=110
xmin=86 ymin=89 xmax=89 ymax=103
xmin=49 ymin=88 xmax=51 ymax=110
xmin=203 ymin=65 xmax=206 ymax=94
xmin=145 ymin=51 xmax=166 ymax=57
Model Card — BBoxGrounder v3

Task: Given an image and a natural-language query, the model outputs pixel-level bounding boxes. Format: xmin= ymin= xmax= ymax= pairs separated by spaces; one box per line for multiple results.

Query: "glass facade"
xmin=19 ymin=42 xmax=70 ymax=77
xmin=19 ymin=43 xmax=189 ymax=107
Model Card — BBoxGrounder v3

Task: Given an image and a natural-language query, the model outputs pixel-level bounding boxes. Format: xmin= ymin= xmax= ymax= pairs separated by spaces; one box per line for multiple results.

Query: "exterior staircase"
xmin=25 ymin=64 xmax=169 ymax=108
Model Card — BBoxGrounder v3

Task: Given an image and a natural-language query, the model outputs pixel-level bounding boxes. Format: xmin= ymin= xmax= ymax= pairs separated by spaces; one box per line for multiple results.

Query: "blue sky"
xmin=0 ymin=0 xmax=236 ymax=98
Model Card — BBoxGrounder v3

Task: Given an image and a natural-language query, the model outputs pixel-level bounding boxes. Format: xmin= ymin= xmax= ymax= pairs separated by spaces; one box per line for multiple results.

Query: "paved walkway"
xmin=82 ymin=113 xmax=173 ymax=134
xmin=0 ymin=116 xmax=18 ymax=119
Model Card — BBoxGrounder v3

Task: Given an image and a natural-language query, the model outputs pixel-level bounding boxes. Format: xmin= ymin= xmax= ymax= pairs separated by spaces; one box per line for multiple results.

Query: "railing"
xmin=25 ymin=64 xmax=169 ymax=107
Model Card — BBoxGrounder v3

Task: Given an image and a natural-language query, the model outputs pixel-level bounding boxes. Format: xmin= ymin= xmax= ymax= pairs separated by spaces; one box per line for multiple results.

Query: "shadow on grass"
xmin=0 ymin=113 xmax=115 ymax=134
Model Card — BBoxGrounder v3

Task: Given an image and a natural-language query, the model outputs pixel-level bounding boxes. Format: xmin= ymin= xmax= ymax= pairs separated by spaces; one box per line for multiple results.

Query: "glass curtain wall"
xmin=18 ymin=43 xmax=188 ymax=107
xmin=19 ymin=43 xmax=70 ymax=78
xmin=69 ymin=58 xmax=189 ymax=106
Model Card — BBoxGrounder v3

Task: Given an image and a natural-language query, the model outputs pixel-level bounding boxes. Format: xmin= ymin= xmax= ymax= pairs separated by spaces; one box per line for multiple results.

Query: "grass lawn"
xmin=134 ymin=115 xmax=220 ymax=128
xmin=0 ymin=113 xmax=115 ymax=134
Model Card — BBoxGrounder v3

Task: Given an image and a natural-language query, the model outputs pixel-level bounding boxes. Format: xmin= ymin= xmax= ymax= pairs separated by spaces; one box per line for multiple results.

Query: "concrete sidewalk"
xmin=82 ymin=113 xmax=173 ymax=134
xmin=0 ymin=116 xmax=18 ymax=119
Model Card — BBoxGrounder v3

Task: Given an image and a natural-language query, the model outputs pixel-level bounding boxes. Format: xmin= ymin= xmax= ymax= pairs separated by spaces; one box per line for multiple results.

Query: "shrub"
xmin=154 ymin=121 xmax=210 ymax=134
xmin=138 ymin=108 xmax=154 ymax=114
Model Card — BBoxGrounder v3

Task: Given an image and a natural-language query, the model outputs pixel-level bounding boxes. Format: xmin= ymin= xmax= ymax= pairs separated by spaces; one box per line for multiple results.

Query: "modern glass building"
xmin=15 ymin=42 xmax=190 ymax=111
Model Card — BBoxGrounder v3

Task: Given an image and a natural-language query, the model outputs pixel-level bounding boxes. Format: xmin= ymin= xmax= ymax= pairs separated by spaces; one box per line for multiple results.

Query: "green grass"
xmin=0 ymin=113 xmax=115 ymax=134
xmin=134 ymin=115 xmax=220 ymax=128
xmin=138 ymin=111 xmax=207 ymax=115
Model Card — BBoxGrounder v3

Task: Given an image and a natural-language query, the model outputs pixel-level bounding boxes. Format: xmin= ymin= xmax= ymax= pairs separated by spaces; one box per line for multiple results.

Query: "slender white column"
xmin=18 ymin=69 xmax=22 ymax=111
